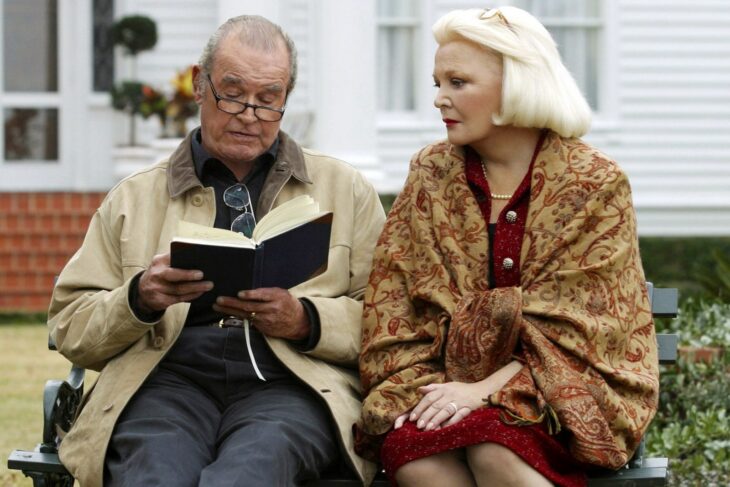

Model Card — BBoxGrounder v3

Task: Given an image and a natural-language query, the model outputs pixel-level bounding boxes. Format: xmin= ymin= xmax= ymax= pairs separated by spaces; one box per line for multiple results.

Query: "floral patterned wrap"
xmin=356 ymin=132 xmax=659 ymax=469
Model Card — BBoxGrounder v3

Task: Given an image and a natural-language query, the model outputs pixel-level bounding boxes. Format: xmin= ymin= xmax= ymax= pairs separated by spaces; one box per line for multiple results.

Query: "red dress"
xmin=379 ymin=138 xmax=587 ymax=487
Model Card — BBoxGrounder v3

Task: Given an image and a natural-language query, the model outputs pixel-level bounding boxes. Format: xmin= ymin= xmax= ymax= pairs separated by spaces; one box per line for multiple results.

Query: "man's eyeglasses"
xmin=224 ymin=184 xmax=257 ymax=237
xmin=206 ymin=74 xmax=286 ymax=122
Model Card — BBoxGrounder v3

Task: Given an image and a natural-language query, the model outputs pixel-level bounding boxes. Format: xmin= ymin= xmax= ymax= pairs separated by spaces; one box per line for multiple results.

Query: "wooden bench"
xmin=8 ymin=284 xmax=678 ymax=487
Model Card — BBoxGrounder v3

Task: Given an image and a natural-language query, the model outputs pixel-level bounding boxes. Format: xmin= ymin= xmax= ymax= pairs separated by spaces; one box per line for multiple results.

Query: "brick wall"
xmin=0 ymin=192 xmax=106 ymax=312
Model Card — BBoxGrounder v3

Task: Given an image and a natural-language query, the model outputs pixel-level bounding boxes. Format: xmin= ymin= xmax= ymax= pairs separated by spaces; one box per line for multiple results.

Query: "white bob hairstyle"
xmin=433 ymin=6 xmax=591 ymax=138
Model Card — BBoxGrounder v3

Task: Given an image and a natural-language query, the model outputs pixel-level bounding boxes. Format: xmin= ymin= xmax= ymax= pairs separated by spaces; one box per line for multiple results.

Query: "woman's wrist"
xmin=480 ymin=360 xmax=524 ymax=401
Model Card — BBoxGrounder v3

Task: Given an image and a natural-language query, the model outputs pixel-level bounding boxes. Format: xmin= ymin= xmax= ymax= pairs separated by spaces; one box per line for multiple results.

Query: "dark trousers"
xmin=105 ymin=326 xmax=338 ymax=487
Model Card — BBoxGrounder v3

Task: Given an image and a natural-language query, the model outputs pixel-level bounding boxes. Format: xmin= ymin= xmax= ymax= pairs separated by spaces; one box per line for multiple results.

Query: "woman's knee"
xmin=466 ymin=442 xmax=553 ymax=486
xmin=394 ymin=451 xmax=471 ymax=487
xmin=465 ymin=442 xmax=521 ymax=476
xmin=395 ymin=456 xmax=442 ymax=485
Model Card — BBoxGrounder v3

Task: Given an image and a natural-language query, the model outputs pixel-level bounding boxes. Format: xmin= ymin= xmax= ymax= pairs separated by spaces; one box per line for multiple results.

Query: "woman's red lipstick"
xmin=443 ymin=118 xmax=458 ymax=127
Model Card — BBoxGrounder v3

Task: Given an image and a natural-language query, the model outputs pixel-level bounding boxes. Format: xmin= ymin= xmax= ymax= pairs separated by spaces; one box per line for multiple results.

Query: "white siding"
xmin=602 ymin=0 xmax=730 ymax=235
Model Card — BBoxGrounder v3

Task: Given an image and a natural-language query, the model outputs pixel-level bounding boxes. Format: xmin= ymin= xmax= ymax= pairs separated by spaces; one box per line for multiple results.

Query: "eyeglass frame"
xmin=223 ymin=183 xmax=257 ymax=237
xmin=205 ymin=74 xmax=287 ymax=122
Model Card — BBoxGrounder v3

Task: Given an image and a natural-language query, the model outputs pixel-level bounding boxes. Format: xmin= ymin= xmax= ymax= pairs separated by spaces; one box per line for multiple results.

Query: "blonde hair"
xmin=433 ymin=7 xmax=591 ymax=137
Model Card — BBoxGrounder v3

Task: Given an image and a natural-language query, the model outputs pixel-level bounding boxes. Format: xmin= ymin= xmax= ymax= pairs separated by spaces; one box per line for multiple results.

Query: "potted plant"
xmin=165 ymin=66 xmax=199 ymax=138
xmin=111 ymin=14 xmax=158 ymax=146
xmin=667 ymin=297 xmax=729 ymax=363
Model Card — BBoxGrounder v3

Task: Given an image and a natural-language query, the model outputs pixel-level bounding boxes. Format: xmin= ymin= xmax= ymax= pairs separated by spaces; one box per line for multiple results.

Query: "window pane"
xmin=4 ymin=108 xmax=59 ymax=161
xmin=378 ymin=0 xmax=418 ymax=19
xmin=377 ymin=0 xmax=419 ymax=112
xmin=548 ymin=26 xmax=599 ymax=110
xmin=528 ymin=0 xmax=601 ymax=18
xmin=92 ymin=0 xmax=115 ymax=92
xmin=378 ymin=27 xmax=416 ymax=111
xmin=3 ymin=0 xmax=58 ymax=92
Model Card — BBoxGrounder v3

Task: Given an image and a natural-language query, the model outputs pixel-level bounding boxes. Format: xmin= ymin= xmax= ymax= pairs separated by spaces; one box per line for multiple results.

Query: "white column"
xmin=218 ymin=0 xmax=281 ymax=24
xmin=310 ymin=0 xmax=382 ymax=186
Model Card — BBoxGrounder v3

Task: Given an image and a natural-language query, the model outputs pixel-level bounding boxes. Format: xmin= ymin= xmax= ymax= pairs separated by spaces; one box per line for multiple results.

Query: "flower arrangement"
xmin=140 ymin=85 xmax=167 ymax=125
xmin=165 ymin=66 xmax=199 ymax=137
xmin=111 ymin=66 xmax=200 ymax=142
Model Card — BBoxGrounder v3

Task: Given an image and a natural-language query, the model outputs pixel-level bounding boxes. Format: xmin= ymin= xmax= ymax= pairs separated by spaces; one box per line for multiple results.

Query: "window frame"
xmin=375 ymin=0 xmax=430 ymax=123
xmin=518 ymin=0 xmax=618 ymax=130
xmin=0 ymin=0 xmax=67 ymax=187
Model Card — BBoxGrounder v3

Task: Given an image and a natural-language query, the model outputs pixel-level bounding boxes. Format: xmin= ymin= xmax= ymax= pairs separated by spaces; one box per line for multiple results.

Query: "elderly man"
xmin=49 ymin=15 xmax=383 ymax=487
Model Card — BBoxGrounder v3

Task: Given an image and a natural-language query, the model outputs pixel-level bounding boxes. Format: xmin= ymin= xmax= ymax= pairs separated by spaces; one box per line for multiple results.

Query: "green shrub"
xmin=379 ymin=193 xmax=397 ymax=214
xmin=694 ymin=250 xmax=730 ymax=301
xmin=639 ymin=237 xmax=730 ymax=300
xmin=0 ymin=312 xmax=47 ymax=325
xmin=647 ymin=297 xmax=730 ymax=485
xmin=656 ymin=298 xmax=730 ymax=348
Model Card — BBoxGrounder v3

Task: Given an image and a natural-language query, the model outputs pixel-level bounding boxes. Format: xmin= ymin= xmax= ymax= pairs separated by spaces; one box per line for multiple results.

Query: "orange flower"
xmin=171 ymin=66 xmax=195 ymax=99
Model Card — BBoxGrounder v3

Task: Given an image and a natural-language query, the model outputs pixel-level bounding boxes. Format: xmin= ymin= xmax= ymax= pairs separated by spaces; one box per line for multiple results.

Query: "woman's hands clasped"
xmin=393 ymin=361 xmax=524 ymax=432
xmin=394 ymin=381 xmax=487 ymax=431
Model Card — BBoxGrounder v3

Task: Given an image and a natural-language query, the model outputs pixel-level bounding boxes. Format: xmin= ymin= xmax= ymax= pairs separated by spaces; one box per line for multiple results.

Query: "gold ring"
xmin=445 ymin=402 xmax=458 ymax=415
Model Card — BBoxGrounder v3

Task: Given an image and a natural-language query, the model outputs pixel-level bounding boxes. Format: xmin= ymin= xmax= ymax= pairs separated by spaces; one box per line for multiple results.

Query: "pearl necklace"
xmin=481 ymin=160 xmax=513 ymax=200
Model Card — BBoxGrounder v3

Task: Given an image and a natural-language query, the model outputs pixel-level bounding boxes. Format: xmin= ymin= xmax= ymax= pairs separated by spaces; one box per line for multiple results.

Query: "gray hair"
xmin=198 ymin=15 xmax=298 ymax=95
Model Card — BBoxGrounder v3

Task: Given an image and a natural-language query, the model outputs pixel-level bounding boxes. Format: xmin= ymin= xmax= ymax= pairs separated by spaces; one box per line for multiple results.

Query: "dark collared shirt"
xmin=191 ymin=128 xmax=278 ymax=229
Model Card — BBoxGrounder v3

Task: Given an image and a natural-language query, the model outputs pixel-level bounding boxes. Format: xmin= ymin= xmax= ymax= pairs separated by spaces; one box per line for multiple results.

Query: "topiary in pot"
xmin=111 ymin=14 xmax=158 ymax=146
xmin=112 ymin=15 xmax=158 ymax=57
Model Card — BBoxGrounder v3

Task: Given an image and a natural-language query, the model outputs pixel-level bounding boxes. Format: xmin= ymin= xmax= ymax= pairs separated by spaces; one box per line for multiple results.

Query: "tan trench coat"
xmin=48 ymin=131 xmax=383 ymax=486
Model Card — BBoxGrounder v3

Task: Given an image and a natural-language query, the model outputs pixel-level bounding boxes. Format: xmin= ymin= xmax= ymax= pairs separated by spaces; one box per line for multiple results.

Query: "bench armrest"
xmin=41 ymin=365 xmax=85 ymax=453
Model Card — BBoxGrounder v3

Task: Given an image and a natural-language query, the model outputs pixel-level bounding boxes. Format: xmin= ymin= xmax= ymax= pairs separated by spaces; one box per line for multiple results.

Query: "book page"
xmin=258 ymin=210 xmax=330 ymax=241
xmin=253 ymin=195 xmax=324 ymax=241
xmin=174 ymin=221 xmax=256 ymax=248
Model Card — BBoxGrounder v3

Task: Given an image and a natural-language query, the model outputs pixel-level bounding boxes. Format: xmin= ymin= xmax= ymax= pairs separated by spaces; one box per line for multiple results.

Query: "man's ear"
xmin=192 ymin=65 xmax=204 ymax=104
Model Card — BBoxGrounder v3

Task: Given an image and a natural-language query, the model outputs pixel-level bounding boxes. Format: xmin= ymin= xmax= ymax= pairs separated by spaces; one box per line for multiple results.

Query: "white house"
xmin=2 ymin=0 xmax=730 ymax=235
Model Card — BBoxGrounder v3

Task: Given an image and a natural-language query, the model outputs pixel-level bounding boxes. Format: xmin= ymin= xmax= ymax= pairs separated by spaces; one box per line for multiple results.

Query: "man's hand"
xmin=137 ymin=253 xmax=213 ymax=313
xmin=213 ymin=288 xmax=310 ymax=341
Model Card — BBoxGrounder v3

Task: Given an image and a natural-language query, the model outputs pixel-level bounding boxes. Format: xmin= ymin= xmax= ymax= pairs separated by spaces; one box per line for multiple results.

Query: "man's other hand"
xmin=213 ymin=288 xmax=310 ymax=341
xmin=138 ymin=253 xmax=213 ymax=313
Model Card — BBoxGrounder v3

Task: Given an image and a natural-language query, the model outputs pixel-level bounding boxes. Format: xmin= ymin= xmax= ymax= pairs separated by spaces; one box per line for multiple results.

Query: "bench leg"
xmin=21 ymin=471 xmax=74 ymax=487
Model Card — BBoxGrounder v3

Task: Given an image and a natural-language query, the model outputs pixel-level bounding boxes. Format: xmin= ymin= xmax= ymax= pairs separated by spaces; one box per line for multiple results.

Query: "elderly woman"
xmin=356 ymin=6 xmax=659 ymax=487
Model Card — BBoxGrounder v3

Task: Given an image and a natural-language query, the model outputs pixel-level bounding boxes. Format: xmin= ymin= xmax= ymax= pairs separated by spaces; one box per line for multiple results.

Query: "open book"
xmin=170 ymin=195 xmax=333 ymax=305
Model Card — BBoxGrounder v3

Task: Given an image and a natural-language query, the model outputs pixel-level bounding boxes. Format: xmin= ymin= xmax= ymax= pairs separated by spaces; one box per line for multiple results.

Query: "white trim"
xmin=0 ymin=0 xmax=4 ymax=164
xmin=0 ymin=0 xmax=71 ymax=188
xmin=595 ymin=1 xmax=618 ymax=126
xmin=539 ymin=18 xmax=603 ymax=27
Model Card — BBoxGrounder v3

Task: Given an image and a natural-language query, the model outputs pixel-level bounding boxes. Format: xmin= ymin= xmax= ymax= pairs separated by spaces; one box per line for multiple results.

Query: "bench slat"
xmin=651 ymin=288 xmax=679 ymax=318
xmin=7 ymin=450 xmax=68 ymax=474
xmin=657 ymin=333 xmax=679 ymax=364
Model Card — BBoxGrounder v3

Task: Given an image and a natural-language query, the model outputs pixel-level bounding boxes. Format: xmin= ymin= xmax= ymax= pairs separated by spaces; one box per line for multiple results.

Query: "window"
xmin=376 ymin=0 xmax=420 ymax=113
xmin=1 ymin=0 xmax=60 ymax=164
xmin=516 ymin=0 xmax=604 ymax=111
xmin=92 ymin=0 xmax=115 ymax=92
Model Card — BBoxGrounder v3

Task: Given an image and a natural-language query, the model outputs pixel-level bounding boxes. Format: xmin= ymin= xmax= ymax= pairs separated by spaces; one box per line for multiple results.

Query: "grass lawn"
xmin=0 ymin=323 xmax=88 ymax=486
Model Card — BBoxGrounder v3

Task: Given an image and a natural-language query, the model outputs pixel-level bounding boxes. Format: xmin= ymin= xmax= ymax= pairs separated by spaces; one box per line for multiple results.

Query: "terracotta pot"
xmin=677 ymin=346 xmax=724 ymax=363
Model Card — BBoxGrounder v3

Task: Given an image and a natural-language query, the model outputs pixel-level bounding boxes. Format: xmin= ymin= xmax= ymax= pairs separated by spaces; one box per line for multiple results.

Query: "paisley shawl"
xmin=356 ymin=132 xmax=659 ymax=469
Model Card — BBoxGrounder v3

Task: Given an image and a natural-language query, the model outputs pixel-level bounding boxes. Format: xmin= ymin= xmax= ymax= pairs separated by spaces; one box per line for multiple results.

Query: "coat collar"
xmin=167 ymin=129 xmax=312 ymax=199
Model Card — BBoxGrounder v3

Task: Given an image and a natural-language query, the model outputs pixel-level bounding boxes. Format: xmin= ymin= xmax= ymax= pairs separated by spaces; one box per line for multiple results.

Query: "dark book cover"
xmin=170 ymin=213 xmax=333 ymax=306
